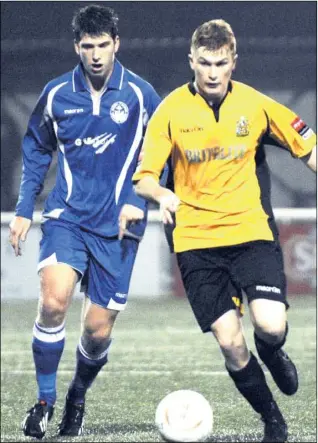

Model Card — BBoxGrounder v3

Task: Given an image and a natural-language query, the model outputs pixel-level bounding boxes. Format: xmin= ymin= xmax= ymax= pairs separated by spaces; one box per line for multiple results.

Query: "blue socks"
xmin=67 ymin=338 xmax=111 ymax=404
xmin=32 ymin=322 xmax=110 ymax=406
xmin=32 ymin=321 xmax=65 ymax=407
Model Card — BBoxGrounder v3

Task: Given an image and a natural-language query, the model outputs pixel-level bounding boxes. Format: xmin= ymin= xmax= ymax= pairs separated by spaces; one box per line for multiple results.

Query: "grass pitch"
xmin=1 ymin=295 xmax=316 ymax=442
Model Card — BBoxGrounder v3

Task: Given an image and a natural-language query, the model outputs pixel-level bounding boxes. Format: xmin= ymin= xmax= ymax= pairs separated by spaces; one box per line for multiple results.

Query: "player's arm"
xmin=132 ymin=99 xmax=180 ymax=225
xmin=262 ymin=94 xmax=317 ymax=173
xmin=9 ymin=85 xmax=57 ymax=256
xmin=119 ymin=86 xmax=165 ymax=239
xmin=306 ymin=144 xmax=316 ymax=172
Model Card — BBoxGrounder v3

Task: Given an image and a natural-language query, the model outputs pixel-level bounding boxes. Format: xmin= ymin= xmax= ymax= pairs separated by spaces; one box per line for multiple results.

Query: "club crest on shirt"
xmin=110 ymin=101 xmax=129 ymax=124
xmin=236 ymin=116 xmax=250 ymax=137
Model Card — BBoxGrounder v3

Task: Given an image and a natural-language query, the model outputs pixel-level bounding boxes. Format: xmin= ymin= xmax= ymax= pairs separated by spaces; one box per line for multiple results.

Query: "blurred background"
xmin=1 ymin=1 xmax=316 ymax=299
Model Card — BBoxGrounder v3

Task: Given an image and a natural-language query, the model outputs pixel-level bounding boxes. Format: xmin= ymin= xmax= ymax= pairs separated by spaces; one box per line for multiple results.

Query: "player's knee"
xmin=84 ymin=307 xmax=118 ymax=339
xmin=212 ymin=323 xmax=245 ymax=354
xmin=83 ymin=321 xmax=113 ymax=342
xmin=219 ymin=336 xmax=249 ymax=370
xmin=254 ymin=322 xmax=286 ymax=345
xmin=217 ymin=332 xmax=246 ymax=355
xmin=82 ymin=328 xmax=112 ymax=357
xmin=38 ymin=296 xmax=68 ymax=326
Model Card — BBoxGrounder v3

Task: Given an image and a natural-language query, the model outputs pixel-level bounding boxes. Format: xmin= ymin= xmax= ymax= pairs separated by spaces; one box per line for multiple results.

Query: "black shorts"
xmin=176 ymin=240 xmax=288 ymax=333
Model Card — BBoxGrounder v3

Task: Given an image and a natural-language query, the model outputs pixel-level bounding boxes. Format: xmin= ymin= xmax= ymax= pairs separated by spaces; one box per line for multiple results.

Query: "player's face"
xmin=189 ymin=45 xmax=237 ymax=103
xmin=75 ymin=33 xmax=120 ymax=80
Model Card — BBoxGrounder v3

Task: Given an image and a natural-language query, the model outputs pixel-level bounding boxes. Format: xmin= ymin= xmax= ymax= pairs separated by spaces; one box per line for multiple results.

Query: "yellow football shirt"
xmin=133 ymin=80 xmax=316 ymax=253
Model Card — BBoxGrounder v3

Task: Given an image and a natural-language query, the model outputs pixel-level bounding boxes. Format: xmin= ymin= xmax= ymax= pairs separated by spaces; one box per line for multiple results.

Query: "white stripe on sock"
xmin=78 ymin=338 xmax=112 ymax=361
xmin=33 ymin=323 xmax=65 ymax=343
xmin=35 ymin=321 xmax=65 ymax=334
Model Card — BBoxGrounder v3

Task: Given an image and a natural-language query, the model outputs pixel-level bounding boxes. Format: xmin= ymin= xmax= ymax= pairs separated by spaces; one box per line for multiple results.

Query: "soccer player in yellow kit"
xmin=127 ymin=20 xmax=317 ymax=443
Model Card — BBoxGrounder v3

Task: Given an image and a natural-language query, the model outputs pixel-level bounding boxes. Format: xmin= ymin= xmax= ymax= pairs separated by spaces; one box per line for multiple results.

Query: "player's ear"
xmin=74 ymin=40 xmax=80 ymax=55
xmin=188 ymin=53 xmax=194 ymax=71
xmin=114 ymin=36 xmax=120 ymax=54
xmin=232 ymin=54 xmax=238 ymax=71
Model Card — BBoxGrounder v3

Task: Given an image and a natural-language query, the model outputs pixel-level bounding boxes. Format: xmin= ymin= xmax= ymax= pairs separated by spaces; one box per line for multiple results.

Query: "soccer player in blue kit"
xmin=9 ymin=5 xmax=161 ymax=439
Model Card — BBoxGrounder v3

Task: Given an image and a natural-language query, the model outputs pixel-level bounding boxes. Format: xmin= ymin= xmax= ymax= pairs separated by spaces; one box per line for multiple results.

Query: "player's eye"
xmin=216 ymin=61 xmax=228 ymax=67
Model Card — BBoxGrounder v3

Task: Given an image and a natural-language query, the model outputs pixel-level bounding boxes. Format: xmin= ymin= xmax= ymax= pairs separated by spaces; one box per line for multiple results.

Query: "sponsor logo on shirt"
xmin=110 ymin=101 xmax=129 ymax=124
xmin=255 ymin=285 xmax=281 ymax=294
xmin=236 ymin=116 xmax=250 ymax=136
xmin=75 ymin=132 xmax=117 ymax=154
xmin=64 ymin=108 xmax=84 ymax=114
xmin=291 ymin=117 xmax=314 ymax=140
xmin=184 ymin=145 xmax=247 ymax=163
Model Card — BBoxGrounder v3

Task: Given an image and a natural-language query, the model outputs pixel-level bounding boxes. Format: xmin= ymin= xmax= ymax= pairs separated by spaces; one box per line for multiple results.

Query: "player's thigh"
xmin=38 ymin=219 xmax=88 ymax=277
xmin=81 ymin=235 xmax=139 ymax=312
xmin=39 ymin=264 xmax=78 ymax=312
xmin=231 ymin=240 xmax=288 ymax=309
xmin=38 ymin=219 xmax=88 ymax=307
xmin=176 ymin=248 xmax=241 ymax=333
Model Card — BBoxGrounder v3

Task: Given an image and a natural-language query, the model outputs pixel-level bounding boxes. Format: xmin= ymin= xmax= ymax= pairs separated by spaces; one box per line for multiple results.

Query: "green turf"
xmin=1 ymin=295 xmax=316 ymax=442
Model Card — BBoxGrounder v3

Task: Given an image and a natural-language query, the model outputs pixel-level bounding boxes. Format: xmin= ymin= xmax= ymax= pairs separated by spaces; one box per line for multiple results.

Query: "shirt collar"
xmin=188 ymin=78 xmax=233 ymax=100
xmin=72 ymin=59 xmax=125 ymax=93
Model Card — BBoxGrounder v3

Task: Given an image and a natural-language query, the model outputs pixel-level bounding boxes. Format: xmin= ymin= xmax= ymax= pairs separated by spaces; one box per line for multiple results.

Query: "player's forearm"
xmin=15 ymin=184 xmax=37 ymax=220
xmin=15 ymin=139 xmax=53 ymax=219
xmin=15 ymin=175 xmax=46 ymax=219
xmin=307 ymin=145 xmax=316 ymax=172
xmin=134 ymin=176 xmax=169 ymax=204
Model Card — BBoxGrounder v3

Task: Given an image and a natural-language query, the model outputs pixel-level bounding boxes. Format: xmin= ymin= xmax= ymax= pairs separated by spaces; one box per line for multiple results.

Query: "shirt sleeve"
xmin=262 ymin=94 xmax=316 ymax=159
xmin=15 ymin=85 xmax=57 ymax=219
xmin=133 ymin=97 xmax=173 ymax=184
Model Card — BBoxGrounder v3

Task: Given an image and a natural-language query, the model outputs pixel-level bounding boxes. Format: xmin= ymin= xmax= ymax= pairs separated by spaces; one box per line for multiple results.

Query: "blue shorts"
xmin=38 ymin=219 xmax=139 ymax=311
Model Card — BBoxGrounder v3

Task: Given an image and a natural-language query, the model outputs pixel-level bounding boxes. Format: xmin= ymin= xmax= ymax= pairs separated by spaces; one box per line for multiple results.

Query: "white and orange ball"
xmin=155 ymin=390 xmax=213 ymax=442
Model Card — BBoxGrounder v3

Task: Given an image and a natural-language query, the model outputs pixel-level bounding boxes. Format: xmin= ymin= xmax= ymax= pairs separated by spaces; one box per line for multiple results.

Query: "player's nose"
xmin=208 ymin=68 xmax=218 ymax=80
xmin=92 ymin=50 xmax=101 ymax=61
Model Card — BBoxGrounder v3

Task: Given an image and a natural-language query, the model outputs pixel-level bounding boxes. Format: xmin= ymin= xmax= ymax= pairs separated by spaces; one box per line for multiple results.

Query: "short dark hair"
xmin=72 ymin=4 xmax=119 ymax=42
xmin=191 ymin=19 xmax=236 ymax=56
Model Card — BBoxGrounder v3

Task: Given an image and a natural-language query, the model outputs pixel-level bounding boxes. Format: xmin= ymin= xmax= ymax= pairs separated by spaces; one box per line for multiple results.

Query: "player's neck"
xmin=193 ymin=81 xmax=225 ymax=107
xmin=85 ymin=68 xmax=113 ymax=97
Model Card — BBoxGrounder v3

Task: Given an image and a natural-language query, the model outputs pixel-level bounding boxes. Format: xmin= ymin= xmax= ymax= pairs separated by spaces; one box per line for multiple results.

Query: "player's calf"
xmin=58 ymin=335 xmax=112 ymax=436
xmin=254 ymin=326 xmax=298 ymax=396
xmin=227 ymin=352 xmax=288 ymax=442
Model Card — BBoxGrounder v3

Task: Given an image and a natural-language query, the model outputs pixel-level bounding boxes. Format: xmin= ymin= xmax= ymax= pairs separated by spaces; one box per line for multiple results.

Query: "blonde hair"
xmin=191 ymin=19 xmax=236 ymax=56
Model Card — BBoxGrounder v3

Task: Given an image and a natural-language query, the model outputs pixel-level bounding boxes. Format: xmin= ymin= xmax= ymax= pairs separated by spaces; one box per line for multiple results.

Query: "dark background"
xmin=1 ymin=1 xmax=317 ymax=211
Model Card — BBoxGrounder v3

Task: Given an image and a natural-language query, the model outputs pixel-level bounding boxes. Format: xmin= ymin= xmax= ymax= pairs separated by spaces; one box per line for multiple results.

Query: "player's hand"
xmin=118 ymin=204 xmax=144 ymax=240
xmin=158 ymin=191 xmax=180 ymax=224
xmin=9 ymin=216 xmax=32 ymax=256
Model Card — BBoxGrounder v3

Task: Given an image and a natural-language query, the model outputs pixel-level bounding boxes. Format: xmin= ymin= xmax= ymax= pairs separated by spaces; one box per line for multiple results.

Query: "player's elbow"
xmin=134 ymin=181 xmax=150 ymax=202
xmin=134 ymin=176 xmax=161 ymax=203
xmin=134 ymin=177 xmax=151 ymax=197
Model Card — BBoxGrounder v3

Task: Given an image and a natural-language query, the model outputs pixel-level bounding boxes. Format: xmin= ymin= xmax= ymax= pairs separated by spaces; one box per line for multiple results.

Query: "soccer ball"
xmin=155 ymin=390 xmax=213 ymax=442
